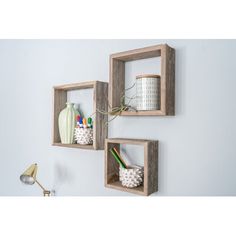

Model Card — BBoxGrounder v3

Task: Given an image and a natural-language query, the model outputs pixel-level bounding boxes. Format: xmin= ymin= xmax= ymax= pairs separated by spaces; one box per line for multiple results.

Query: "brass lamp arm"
xmin=35 ymin=179 xmax=46 ymax=191
xmin=35 ymin=179 xmax=51 ymax=196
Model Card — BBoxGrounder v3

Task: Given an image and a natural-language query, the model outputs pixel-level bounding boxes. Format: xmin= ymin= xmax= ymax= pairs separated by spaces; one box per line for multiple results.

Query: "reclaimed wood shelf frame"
xmin=105 ymin=138 xmax=158 ymax=196
xmin=109 ymin=44 xmax=175 ymax=116
xmin=52 ymin=81 xmax=108 ymax=150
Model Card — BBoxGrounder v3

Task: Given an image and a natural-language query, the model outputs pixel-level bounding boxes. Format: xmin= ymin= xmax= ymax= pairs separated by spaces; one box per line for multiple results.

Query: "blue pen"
xmin=76 ymin=115 xmax=81 ymax=127
xmin=79 ymin=117 xmax=83 ymax=128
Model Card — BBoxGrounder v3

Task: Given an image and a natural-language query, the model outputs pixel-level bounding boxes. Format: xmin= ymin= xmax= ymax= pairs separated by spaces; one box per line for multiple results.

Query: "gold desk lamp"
xmin=20 ymin=163 xmax=51 ymax=196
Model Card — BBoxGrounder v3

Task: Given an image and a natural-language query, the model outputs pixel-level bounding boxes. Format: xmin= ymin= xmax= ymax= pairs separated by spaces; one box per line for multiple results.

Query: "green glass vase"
xmin=58 ymin=102 xmax=79 ymax=144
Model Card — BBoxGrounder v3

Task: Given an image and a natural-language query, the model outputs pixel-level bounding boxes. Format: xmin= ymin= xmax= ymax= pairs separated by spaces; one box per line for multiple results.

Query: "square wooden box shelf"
xmin=105 ymin=138 xmax=158 ymax=196
xmin=52 ymin=81 xmax=108 ymax=150
xmin=109 ymin=44 xmax=175 ymax=116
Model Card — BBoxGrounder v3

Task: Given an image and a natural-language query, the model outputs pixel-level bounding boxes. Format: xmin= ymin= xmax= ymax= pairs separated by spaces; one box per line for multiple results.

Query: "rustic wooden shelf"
xmin=52 ymin=81 xmax=108 ymax=150
xmin=105 ymin=138 xmax=158 ymax=196
xmin=52 ymin=143 xmax=94 ymax=150
xmin=109 ymin=44 xmax=175 ymax=116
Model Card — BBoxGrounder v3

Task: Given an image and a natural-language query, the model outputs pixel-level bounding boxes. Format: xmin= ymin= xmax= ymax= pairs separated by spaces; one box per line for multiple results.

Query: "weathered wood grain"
xmin=94 ymin=81 xmax=108 ymax=150
xmin=52 ymin=143 xmax=94 ymax=150
xmin=105 ymin=140 xmax=120 ymax=185
xmin=107 ymin=138 xmax=153 ymax=145
xmin=120 ymin=110 xmax=165 ymax=116
xmin=105 ymin=138 xmax=159 ymax=196
xmin=109 ymin=44 xmax=175 ymax=116
xmin=52 ymin=81 xmax=108 ymax=150
xmin=110 ymin=44 xmax=163 ymax=61
xmin=109 ymin=58 xmax=125 ymax=111
xmin=106 ymin=181 xmax=145 ymax=195
xmin=144 ymin=141 xmax=158 ymax=195
xmin=53 ymin=81 xmax=96 ymax=90
xmin=165 ymin=46 xmax=175 ymax=115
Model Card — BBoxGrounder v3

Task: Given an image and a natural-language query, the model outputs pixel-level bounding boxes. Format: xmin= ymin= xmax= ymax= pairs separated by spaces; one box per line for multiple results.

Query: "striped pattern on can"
xmin=136 ymin=74 xmax=160 ymax=111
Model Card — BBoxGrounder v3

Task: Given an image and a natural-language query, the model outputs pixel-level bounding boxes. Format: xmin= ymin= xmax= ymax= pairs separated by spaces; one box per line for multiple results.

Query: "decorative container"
xmin=136 ymin=74 xmax=160 ymax=111
xmin=58 ymin=102 xmax=79 ymax=144
xmin=74 ymin=128 xmax=93 ymax=145
xmin=119 ymin=165 xmax=144 ymax=188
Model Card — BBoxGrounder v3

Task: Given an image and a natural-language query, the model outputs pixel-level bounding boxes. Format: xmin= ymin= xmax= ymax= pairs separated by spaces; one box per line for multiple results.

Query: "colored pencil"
xmin=109 ymin=149 xmax=126 ymax=169
xmin=113 ymin=147 xmax=127 ymax=168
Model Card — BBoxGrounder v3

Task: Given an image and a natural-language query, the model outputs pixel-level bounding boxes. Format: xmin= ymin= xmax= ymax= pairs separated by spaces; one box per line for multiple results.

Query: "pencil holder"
xmin=119 ymin=165 xmax=144 ymax=188
xmin=74 ymin=127 xmax=93 ymax=145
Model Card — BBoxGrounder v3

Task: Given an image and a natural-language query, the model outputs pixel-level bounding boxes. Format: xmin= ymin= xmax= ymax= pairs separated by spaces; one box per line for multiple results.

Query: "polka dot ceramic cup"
xmin=119 ymin=165 xmax=144 ymax=188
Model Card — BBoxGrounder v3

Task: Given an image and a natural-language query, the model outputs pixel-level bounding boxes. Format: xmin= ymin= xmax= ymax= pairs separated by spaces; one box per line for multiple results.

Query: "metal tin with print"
xmin=136 ymin=74 xmax=160 ymax=111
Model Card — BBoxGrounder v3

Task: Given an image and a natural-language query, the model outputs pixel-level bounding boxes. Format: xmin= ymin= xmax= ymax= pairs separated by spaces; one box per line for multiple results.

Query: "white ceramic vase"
xmin=58 ymin=102 xmax=79 ymax=144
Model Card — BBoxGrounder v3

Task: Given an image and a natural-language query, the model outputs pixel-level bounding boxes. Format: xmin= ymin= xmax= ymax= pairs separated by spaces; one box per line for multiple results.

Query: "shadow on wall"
xmin=175 ymin=46 xmax=187 ymax=116
xmin=52 ymin=163 xmax=75 ymax=194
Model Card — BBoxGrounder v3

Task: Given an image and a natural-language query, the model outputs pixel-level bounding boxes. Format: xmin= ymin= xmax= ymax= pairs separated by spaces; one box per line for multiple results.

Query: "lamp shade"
xmin=20 ymin=163 xmax=38 ymax=185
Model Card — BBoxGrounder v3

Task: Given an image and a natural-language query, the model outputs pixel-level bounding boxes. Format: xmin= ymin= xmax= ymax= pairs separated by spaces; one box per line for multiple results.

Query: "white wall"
xmin=0 ymin=39 xmax=236 ymax=196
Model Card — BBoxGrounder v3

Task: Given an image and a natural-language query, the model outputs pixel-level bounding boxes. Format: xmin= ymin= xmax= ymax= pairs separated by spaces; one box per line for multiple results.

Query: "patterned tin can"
xmin=136 ymin=74 xmax=160 ymax=110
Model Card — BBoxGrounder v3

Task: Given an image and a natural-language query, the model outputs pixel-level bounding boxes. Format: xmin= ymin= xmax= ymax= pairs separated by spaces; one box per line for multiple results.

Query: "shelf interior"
xmin=110 ymin=44 xmax=175 ymax=116
xmin=53 ymin=143 xmax=94 ymax=150
xmin=120 ymin=110 xmax=164 ymax=116
xmin=107 ymin=181 xmax=144 ymax=195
